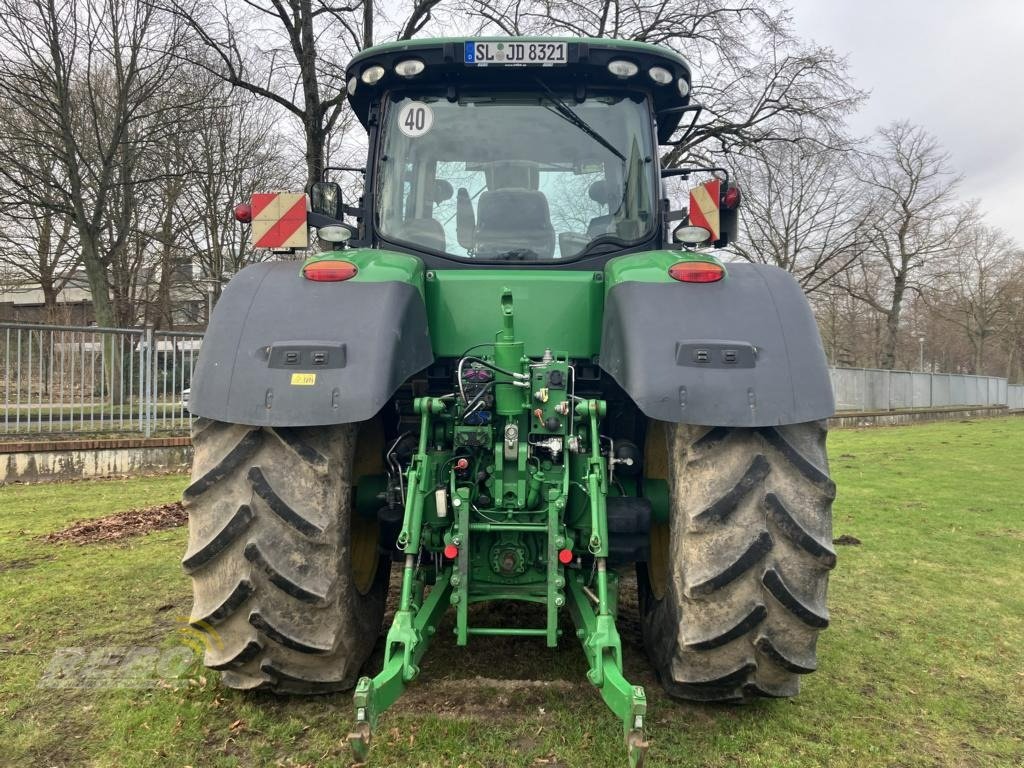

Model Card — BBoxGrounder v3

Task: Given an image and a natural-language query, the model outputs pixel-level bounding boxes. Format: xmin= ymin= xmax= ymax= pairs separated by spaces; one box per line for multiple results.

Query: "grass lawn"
xmin=1 ymin=418 xmax=1022 ymax=767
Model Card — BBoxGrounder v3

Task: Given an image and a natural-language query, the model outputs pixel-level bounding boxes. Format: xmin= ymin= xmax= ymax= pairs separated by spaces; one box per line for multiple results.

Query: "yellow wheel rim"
xmin=351 ymin=418 xmax=386 ymax=596
xmin=644 ymin=421 xmax=670 ymax=601
xmin=350 ymin=514 xmax=381 ymax=596
xmin=646 ymin=521 xmax=669 ymax=601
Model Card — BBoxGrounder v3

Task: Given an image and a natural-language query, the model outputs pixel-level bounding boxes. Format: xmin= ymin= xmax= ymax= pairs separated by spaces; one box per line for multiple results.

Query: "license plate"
xmin=465 ymin=41 xmax=567 ymax=66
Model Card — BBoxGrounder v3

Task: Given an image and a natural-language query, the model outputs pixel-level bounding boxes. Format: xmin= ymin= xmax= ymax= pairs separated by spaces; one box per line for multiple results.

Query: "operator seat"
xmin=394 ymin=179 xmax=453 ymax=252
xmin=586 ymin=179 xmax=619 ymax=238
xmin=474 ymin=189 xmax=556 ymax=259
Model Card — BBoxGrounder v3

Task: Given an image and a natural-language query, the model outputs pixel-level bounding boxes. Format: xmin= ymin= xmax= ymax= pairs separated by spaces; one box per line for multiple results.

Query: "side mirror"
xmin=309 ymin=181 xmax=343 ymax=220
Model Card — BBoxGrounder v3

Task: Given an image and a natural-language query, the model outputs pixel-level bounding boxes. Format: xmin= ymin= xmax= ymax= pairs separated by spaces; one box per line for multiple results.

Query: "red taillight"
xmin=722 ymin=186 xmax=742 ymax=209
xmin=669 ymin=261 xmax=724 ymax=283
xmin=443 ymin=544 xmax=459 ymax=560
xmin=303 ymin=260 xmax=358 ymax=282
xmin=558 ymin=548 xmax=574 ymax=565
xmin=233 ymin=203 xmax=252 ymax=223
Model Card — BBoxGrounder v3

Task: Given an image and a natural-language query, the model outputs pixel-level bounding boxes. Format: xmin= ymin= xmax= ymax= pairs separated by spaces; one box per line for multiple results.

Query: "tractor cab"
xmin=326 ymin=37 xmax=711 ymax=265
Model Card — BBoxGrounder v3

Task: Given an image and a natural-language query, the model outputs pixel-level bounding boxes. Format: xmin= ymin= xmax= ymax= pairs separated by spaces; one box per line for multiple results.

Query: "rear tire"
xmin=638 ymin=421 xmax=836 ymax=701
xmin=182 ymin=418 xmax=389 ymax=694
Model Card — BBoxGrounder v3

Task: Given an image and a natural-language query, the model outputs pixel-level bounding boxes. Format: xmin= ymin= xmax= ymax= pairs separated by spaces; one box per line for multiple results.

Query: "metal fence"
xmin=3 ymin=323 xmax=1023 ymax=436
xmin=1 ymin=323 xmax=202 ymax=436
xmin=830 ymin=367 xmax=1015 ymax=412
xmin=1010 ymin=385 xmax=1024 ymax=410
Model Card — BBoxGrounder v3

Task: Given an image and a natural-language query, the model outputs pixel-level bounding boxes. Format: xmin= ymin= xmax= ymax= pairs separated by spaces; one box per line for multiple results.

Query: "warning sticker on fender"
xmin=290 ymin=373 xmax=316 ymax=386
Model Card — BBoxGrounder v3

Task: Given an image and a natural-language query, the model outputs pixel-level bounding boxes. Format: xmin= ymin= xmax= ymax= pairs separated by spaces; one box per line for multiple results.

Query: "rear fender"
xmin=600 ymin=259 xmax=834 ymax=426
xmin=190 ymin=253 xmax=432 ymax=427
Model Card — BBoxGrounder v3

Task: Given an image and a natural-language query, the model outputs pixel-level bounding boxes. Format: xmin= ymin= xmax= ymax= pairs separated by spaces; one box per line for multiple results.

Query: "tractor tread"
xmin=184 ymin=420 xmax=389 ymax=695
xmin=191 ymin=579 xmax=255 ymax=626
xmin=247 ymin=465 xmax=324 ymax=537
xmin=686 ymin=604 xmax=768 ymax=650
xmin=269 ymin=427 xmax=330 ymax=475
xmin=260 ymin=661 xmax=352 ymax=692
xmin=663 ymin=663 xmax=754 ymax=702
xmin=685 ymin=531 xmax=773 ymax=597
xmin=761 ymin=567 xmax=829 ymax=628
xmin=183 ymin=429 xmax=262 ymax=500
xmin=639 ymin=420 xmax=834 ymax=702
xmin=757 ymin=427 xmax=836 ymax=497
xmin=248 ymin=610 xmax=334 ymax=654
xmin=693 ymin=454 xmax=770 ymax=525
xmin=181 ymin=504 xmax=254 ymax=573
xmin=244 ymin=542 xmax=329 ymax=604
xmin=755 ymin=635 xmax=817 ymax=674
xmin=207 ymin=640 xmax=263 ymax=670
xmin=763 ymin=492 xmax=837 ymax=567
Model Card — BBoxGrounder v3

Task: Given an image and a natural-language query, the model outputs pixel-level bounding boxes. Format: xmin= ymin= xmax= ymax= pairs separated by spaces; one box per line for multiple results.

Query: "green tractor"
xmin=184 ymin=36 xmax=836 ymax=766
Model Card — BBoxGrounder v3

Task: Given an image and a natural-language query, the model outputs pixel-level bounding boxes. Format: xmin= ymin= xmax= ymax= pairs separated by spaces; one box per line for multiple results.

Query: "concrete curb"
xmin=1 ymin=437 xmax=193 ymax=484
xmin=1 ymin=406 xmax=1019 ymax=483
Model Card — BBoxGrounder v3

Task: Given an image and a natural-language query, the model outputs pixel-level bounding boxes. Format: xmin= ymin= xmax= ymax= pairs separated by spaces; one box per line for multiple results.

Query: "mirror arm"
xmin=660 ymin=165 xmax=729 ymax=189
xmin=308 ymin=210 xmax=345 ymax=228
xmin=323 ymin=165 xmax=366 ymax=180
xmin=658 ymin=103 xmax=703 ymax=147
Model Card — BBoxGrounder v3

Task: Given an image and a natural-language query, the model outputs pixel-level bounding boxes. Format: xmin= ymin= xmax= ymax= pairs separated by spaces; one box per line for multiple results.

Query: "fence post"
xmin=144 ymin=326 xmax=154 ymax=437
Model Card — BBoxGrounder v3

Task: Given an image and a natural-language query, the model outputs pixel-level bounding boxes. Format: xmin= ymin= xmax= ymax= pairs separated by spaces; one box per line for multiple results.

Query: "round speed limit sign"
xmin=397 ymin=102 xmax=433 ymax=137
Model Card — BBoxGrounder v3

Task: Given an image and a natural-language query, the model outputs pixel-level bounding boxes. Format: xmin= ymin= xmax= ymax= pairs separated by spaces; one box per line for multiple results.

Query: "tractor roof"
xmin=345 ymin=37 xmax=693 ymax=142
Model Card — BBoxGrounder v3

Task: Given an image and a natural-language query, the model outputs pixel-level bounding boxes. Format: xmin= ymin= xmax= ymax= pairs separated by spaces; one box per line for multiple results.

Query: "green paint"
xmin=301 ymin=248 xmax=426 ymax=295
xmin=350 ymin=297 xmax=646 ymax=764
xmin=425 ymin=269 xmax=604 ymax=357
xmin=603 ymin=249 xmax=727 ymax=288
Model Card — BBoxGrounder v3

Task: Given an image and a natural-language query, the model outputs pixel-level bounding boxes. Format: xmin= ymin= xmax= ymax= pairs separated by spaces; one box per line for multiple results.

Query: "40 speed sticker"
xmin=398 ymin=101 xmax=433 ymax=137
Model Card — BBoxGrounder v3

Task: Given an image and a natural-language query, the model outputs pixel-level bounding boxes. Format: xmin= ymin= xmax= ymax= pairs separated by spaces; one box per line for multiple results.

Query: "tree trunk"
xmin=880 ymin=276 xmax=907 ymax=370
xmin=78 ymin=233 xmax=125 ymax=405
xmin=305 ymin=121 xmax=324 ymax=189
xmin=362 ymin=0 xmax=373 ymax=50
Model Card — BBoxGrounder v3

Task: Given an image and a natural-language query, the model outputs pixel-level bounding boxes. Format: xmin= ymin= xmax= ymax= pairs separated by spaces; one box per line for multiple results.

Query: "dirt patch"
xmin=0 ymin=555 xmax=56 ymax=572
xmin=833 ymin=534 xmax=862 ymax=546
xmin=397 ymin=676 xmax=577 ymax=720
xmin=42 ymin=502 xmax=186 ymax=544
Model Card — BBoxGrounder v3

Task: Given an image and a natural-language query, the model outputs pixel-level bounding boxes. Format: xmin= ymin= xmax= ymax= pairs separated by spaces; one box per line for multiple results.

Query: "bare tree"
xmin=0 ymin=0 xmax=196 ymax=329
xmin=462 ymin=0 xmax=863 ymax=162
xmin=0 ymin=156 xmax=80 ymax=320
xmin=927 ymin=222 xmax=1021 ymax=374
xmin=178 ymin=87 xmax=299 ymax=315
xmin=730 ymin=135 xmax=868 ymax=293
xmin=846 ymin=122 xmax=968 ymax=369
xmin=166 ymin=0 xmax=365 ymax=188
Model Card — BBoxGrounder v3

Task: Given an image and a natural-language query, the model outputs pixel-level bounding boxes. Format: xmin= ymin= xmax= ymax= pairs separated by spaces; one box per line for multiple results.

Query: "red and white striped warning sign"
xmin=688 ymin=179 xmax=721 ymax=242
xmin=251 ymin=192 xmax=308 ymax=250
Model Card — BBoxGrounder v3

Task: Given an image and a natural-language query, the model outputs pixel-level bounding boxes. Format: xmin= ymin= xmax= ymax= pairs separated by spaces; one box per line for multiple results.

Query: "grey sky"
xmin=788 ymin=0 xmax=1024 ymax=243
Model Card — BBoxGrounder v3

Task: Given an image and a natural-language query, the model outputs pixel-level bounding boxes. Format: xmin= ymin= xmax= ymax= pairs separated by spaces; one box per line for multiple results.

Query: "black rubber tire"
xmin=638 ymin=421 xmax=836 ymax=701
xmin=181 ymin=418 xmax=389 ymax=694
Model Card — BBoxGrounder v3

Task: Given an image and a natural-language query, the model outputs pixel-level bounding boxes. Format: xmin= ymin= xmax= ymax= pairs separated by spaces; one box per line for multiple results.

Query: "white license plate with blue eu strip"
xmin=465 ymin=41 xmax=567 ymax=66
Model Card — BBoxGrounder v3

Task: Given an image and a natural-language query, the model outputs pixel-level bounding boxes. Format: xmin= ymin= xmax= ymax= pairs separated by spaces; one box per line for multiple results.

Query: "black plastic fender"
xmin=599 ymin=263 xmax=834 ymax=426
xmin=189 ymin=262 xmax=433 ymax=426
